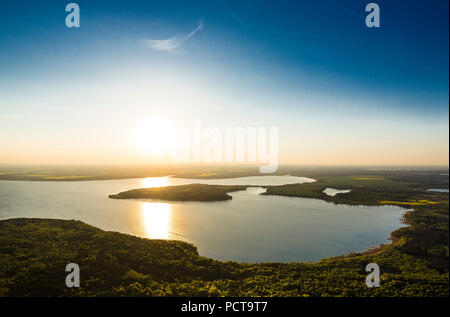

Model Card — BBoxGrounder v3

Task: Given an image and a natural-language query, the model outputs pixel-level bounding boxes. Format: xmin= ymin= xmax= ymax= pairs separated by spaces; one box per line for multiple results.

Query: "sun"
xmin=133 ymin=118 xmax=180 ymax=156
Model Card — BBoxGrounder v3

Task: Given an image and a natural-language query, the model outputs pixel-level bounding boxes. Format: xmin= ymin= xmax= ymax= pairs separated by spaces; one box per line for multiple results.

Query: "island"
xmin=108 ymin=183 xmax=248 ymax=202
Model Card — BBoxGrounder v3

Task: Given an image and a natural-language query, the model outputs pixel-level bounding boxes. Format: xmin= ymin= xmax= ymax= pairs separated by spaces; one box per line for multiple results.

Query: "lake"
xmin=427 ymin=188 xmax=449 ymax=193
xmin=0 ymin=176 xmax=407 ymax=262
xmin=323 ymin=188 xmax=352 ymax=196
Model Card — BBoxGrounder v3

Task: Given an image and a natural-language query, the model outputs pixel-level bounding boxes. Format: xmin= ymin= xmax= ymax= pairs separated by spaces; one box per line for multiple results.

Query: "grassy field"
xmin=109 ymin=184 xmax=247 ymax=201
xmin=379 ymin=200 xmax=439 ymax=206
xmin=263 ymin=174 xmax=445 ymax=206
xmin=0 ymin=165 xmax=262 ymax=181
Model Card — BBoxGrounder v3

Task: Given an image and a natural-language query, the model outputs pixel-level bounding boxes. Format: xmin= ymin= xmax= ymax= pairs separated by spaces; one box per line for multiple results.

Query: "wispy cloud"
xmin=141 ymin=21 xmax=203 ymax=53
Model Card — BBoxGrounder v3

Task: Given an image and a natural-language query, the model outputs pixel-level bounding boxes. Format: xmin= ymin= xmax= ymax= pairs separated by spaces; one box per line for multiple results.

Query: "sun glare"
xmin=142 ymin=176 xmax=169 ymax=188
xmin=141 ymin=202 xmax=171 ymax=239
xmin=133 ymin=118 xmax=180 ymax=156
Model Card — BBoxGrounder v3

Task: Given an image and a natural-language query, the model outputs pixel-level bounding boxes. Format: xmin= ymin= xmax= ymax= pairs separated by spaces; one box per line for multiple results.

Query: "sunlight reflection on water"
xmin=141 ymin=202 xmax=171 ymax=239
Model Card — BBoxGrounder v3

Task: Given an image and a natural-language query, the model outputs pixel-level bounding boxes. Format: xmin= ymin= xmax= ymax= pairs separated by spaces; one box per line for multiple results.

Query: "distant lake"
xmin=323 ymin=188 xmax=352 ymax=197
xmin=427 ymin=188 xmax=449 ymax=193
xmin=0 ymin=176 xmax=406 ymax=262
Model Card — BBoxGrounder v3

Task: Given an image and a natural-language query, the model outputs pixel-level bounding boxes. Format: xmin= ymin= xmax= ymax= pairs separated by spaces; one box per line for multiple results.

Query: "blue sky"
xmin=0 ymin=0 xmax=448 ymax=165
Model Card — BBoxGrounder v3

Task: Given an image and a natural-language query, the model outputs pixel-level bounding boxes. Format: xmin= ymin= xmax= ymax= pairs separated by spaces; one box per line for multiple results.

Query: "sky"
xmin=0 ymin=0 xmax=448 ymax=166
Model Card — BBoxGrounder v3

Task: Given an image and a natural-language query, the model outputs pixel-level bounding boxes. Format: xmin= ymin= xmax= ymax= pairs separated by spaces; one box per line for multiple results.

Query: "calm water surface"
xmin=0 ymin=176 xmax=406 ymax=262
xmin=427 ymin=188 xmax=449 ymax=193
xmin=323 ymin=188 xmax=352 ymax=197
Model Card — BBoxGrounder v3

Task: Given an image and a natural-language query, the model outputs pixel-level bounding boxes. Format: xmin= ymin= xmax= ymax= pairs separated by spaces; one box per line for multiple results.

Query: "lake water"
xmin=0 ymin=176 xmax=406 ymax=263
xmin=323 ymin=188 xmax=352 ymax=197
xmin=427 ymin=188 xmax=449 ymax=193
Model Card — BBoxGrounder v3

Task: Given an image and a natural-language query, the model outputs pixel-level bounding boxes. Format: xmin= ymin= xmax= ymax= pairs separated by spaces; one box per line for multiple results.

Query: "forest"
xmin=0 ymin=215 xmax=447 ymax=297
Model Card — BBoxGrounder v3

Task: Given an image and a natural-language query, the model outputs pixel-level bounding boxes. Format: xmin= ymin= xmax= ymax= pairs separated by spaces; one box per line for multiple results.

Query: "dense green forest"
xmin=0 ymin=216 xmax=447 ymax=297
